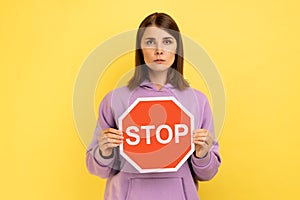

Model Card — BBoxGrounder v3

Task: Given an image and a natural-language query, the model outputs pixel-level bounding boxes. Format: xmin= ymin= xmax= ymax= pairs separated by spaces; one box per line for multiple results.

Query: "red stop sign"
xmin=119 ymin=97 xmax=194 ymax=173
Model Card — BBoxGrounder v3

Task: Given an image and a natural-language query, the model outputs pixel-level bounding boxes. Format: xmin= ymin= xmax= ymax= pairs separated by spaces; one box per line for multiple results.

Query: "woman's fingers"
xmin=103 ymin=128 xmax=122 ymax=135
xmin=193 ymin=140 xmax=207 ymax=146
xmin=98 ymin=128 xmax=124 ymax=152
xmin=193 ymin=129 xmax=212 ymax=146
xmin=99 ymin=137 xmax=122 ymax=146
xmin=101 ymin=142 xmax=119 ymax=149
xmin=100 ymin=128 xmax=123 ymax=139
xmin=107 ymin=138 xmax=123 ymax=144
xmin=105 ymin=132 xmax=124 ymax=141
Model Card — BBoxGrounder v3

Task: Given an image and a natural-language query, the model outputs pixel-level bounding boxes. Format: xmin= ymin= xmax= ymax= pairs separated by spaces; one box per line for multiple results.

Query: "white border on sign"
xmin=118 ymin=96 xmax=195 ymax=173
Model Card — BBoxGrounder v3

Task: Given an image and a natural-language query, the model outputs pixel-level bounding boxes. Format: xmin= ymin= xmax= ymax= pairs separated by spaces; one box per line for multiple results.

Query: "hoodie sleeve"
xmin=191 ymin=92 xmax=221 ymax=181
xmin=86 ymin=91 xmax=119 ymax=178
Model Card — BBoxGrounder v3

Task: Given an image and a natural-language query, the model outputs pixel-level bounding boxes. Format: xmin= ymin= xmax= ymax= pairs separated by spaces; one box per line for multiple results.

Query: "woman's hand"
xmin=98 ymin=128 xmax=123 ymax=157
xmin=193 ymin=129 xmax=214 ymax=158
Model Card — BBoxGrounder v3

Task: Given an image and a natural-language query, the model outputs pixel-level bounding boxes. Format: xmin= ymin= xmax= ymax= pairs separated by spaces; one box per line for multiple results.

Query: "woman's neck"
xmin=148 ymin=70 xmax=168 ymax=90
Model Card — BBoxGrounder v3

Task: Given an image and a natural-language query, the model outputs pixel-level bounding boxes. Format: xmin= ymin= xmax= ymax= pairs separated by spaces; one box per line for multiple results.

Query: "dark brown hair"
xmin=128 ymin=12 xmax=189 ymax=90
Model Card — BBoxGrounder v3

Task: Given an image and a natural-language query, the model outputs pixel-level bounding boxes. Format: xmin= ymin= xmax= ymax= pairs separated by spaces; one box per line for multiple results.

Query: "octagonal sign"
xmin=118 ymin=97 xmax=194 ymax=173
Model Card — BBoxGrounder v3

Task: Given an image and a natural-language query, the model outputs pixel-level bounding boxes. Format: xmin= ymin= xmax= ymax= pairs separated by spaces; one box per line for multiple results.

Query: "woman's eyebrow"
xmin=144 ymin=37 xmax=155 ymax=40
xmin=144 ymin=37 xmax=174 ymax=40
xmin=163 ymin=37 xmax=174 ymax=40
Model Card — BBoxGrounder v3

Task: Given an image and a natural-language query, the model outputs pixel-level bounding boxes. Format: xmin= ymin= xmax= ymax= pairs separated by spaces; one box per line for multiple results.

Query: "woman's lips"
xmin=154 ymin=59 xmax=165 ymax=64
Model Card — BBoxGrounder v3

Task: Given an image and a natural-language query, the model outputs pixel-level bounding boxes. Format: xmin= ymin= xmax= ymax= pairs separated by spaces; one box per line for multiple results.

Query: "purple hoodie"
xmin=86 ymin=81 xmax=221 ymax=200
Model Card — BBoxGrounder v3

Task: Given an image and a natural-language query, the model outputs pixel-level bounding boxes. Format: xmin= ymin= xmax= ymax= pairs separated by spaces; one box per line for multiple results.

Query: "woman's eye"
xmin=163 ymin=40 xmax=173 ymax=45
xmin=146 ymin=40 xmax=155 ymax=45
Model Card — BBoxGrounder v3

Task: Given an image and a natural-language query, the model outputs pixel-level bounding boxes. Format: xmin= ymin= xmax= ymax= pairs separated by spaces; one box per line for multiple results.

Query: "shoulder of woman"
xmin=184 ymin=87 xmax=209 ymax=101
xmin=103 ymin=86 xmax=131 ymax=99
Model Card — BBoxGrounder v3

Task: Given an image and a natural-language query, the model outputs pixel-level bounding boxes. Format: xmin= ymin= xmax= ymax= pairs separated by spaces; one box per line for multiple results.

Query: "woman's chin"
xmin=147 ymin=63 xmax=171 ymax=72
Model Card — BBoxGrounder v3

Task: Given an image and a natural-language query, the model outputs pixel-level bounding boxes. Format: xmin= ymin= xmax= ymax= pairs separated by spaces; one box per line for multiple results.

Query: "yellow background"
xmin=1 ymin=0 xmax=299 ymax=199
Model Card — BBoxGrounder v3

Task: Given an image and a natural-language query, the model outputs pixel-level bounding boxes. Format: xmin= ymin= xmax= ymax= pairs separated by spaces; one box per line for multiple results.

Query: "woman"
xmin=86 ymin=12 xmax=221 ymax=200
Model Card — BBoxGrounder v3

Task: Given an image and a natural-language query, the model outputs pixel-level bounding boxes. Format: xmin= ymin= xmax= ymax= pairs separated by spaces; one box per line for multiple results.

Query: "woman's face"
xmin=140 ymin=26 xmax=177 ymax=73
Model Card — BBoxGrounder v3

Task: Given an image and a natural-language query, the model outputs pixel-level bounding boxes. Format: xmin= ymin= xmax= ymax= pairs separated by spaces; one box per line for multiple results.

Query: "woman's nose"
xmin=155 ymin=49 xmax=163 ymax=55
